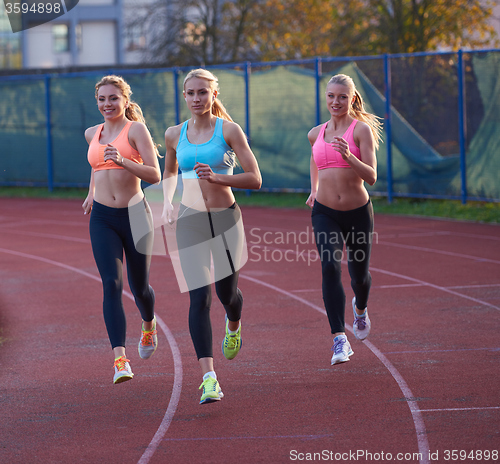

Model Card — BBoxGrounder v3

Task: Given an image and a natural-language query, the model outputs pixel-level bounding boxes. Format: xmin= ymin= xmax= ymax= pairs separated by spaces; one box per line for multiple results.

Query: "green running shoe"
xmin=222 ymin=316 xmax=242 ymax=360
xmin=199 ymin=376 xmax=224 ymax=404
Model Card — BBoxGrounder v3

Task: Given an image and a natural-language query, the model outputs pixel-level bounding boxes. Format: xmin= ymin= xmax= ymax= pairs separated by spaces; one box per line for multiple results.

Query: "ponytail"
xmin=211 ymin=98 xmax=233 ymax=122
xmin=350 ymin=89 xmax=383 ymax=149
xmin=125 ymin=101 xmax=146 ymax=124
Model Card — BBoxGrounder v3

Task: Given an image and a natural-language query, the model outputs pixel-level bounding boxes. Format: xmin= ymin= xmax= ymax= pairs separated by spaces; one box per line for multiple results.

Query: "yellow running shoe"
xmin=113 ymin=356 xmax=134 ymax=384
xmin=138 ymin=316 xmax=158 ymax=360
xmin=222 ymin=316 xmax=242 ymax=360
xmin=199 ymin=376 xmax=224 ymax=404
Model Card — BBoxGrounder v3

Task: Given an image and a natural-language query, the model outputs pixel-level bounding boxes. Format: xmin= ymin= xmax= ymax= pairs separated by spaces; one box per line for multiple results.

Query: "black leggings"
xmin=311 ymin=200 xmax=374 ymax=334
xmin=176 ymin=203 xmax=244 ymax=359
xmin=89 ymin=200 xmax=155 ymax=349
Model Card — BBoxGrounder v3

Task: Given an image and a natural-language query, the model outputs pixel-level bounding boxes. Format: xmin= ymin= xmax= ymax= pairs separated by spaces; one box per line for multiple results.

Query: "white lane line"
xmin=377 ymin=241 xmax=500 ymax=264
xmin=420 ymin=407 xmax=499 ymax=413
xmin=0 ymin=247 xmax=181 ymax=464
xmin=240 ymin=273 xmax=431 ymax=464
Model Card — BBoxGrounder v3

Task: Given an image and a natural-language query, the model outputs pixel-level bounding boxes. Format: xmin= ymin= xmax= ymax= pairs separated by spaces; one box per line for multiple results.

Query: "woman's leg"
xmin=345 ymin=201 xmax=374 ymax=311
xmin=89 ymin=210 xmax=127 ymax=351
xmin=124 ymin=200 xmax=155 ymax=327
xmin=312 ymin=202 xmax=346 ymax=336
xmin=188 ymin=284 xmax=213 ymax=361
xmin=215 ymin=271 xmax=242 ymax=327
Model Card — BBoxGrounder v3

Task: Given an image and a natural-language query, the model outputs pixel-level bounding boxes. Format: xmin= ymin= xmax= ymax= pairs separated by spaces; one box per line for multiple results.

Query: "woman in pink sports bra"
xmin=306 ymin=74 xmax=382 ymax=366
xmin=82 ymin=75 xmax=162 ymax=384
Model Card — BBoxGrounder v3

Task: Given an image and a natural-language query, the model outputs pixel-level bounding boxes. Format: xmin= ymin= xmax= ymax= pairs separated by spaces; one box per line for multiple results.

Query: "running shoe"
xmin=221 ymin=315 xmax=242 ymax=360
xmin=330 ymin=335 xmax=354 ymax=365
xmin=138 ymin=316 xmax=158 ymax=359
xmin=113 ymin=356 xmax=134 ymax=384
xmin=199 ymin=377 xmax=224 ymax=404
xmin=352 ymin=297 xmax=371 ymax=341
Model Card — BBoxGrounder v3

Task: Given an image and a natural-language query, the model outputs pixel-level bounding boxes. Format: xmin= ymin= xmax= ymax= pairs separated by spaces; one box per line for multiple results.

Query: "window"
xmin=53 ymin=24 xmax=69 ymax=53
xmin=0 ymin=7 xmax=21 ymax=68
xmin=126 ymin=24 xmax=146 ymax=51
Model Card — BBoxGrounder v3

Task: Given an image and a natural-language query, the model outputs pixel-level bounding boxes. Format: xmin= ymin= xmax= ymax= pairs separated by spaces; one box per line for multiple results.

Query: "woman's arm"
xmin=161 ymin=126 xmax=180 ymax=223
xmin=82 ymin=169 xmax=95 ymax=215
xmin=306 ymin=126 xmax=320 ymax=208
xmin=82 ymin=126 xmax=97 ymax=214
xmin=195 ymin=121 xmax=261 ymax=190
xmin=332 ymin=121 xmax=377 ymax=185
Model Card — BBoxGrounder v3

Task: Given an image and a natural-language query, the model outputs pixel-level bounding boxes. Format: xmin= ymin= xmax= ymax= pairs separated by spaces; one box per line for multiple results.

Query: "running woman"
xmin=306 ymin=74 xmax=382 ymax=365
xmin=82 ymin=75 xmax=162 ymax=384
xmin=162 ymin=68 xmax=261 ymax=404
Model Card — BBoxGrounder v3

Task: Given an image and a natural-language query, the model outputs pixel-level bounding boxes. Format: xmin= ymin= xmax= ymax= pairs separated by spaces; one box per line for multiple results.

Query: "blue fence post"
xmin=384 ymin=54 xmax=393 ymax=203
xmin=457 ymin=49 xmax=468 ymax=204
xmin=44 ymin=75 xmax=54 ymax=192
xmin=173 ymin=68 xmax=180 ymax=125
xmin=315 ymin=57 xmax=322 ymax=126
xmin=245 ymin=61 xmax=251 ymax=196
xmin=244 ymin=61 xmax=251 ymax=139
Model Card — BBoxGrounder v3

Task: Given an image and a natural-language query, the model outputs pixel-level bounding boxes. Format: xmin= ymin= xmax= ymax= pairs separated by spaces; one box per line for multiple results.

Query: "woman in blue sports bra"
xmin=306 ymin=74 xmax=382 ymax=366
xmin=162 ymin=68 xmax=261 ymax=404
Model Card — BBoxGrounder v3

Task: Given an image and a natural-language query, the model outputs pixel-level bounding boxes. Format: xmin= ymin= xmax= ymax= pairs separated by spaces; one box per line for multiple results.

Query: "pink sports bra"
xmin=312 ymin=119 xmax=361 ymax=169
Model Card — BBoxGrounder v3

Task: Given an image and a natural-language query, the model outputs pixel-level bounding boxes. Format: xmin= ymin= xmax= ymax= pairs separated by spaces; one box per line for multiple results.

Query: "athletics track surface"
xmin=0 ymin=198 xmax=498 ymax=464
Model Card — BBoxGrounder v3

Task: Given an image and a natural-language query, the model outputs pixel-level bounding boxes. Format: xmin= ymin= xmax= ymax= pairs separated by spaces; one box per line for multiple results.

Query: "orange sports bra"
xmin=87 ymin=121 xmax=143 ymax=172
xmin=312 ymin=119 xmax=361 ymax=169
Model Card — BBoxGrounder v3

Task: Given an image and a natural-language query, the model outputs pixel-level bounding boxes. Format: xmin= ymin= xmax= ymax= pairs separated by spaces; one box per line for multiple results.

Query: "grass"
xmin=0 ymin=186 xmax=499 ymax=224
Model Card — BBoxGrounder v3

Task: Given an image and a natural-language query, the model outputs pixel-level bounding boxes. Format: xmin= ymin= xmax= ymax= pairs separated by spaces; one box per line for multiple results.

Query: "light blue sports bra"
xmin=176 ymin=117 xmax=235 ymax=179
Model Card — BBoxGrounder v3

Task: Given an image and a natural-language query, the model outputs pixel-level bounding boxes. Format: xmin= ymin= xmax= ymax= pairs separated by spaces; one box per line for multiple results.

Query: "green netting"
xmin=450 ymin=52 xmax=500 ymax=199
xmin=0 ymin=51 xmax=499 ymax=201
xmin=0 ymin=79 xmax=47 ymax=183
xmin=340 ymin=62 xmax=460 ymax=196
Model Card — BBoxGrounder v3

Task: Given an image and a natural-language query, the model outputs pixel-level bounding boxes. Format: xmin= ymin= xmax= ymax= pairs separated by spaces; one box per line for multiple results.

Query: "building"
xmin=0 ymin=0 xmax=152 ymax=70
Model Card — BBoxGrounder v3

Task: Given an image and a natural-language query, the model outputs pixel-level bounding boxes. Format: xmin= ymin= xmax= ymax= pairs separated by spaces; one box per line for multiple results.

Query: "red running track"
xmin=0 ymin=198 xmax=499 ymax=464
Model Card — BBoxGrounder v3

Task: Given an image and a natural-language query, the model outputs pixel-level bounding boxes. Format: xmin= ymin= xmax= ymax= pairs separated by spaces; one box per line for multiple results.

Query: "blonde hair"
xmin=327 ymin=74 xmax=383 ymax=149
xmin=95 ymin=75 xmax=161 ymax=156
xmin=183 ymin=68 xmax=233 ymax=122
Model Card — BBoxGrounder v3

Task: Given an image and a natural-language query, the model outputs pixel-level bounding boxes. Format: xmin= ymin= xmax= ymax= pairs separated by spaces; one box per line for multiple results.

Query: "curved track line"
xmin=240 ymin=273 xmax=431 ymax=464
xmin=249 ymin=243 xmax=500 ymax=312
xmin=137 ymin=316 xmax=183 ymax=464
xmin=0 ymin=247 xmax=181 ymax=464
xmin=369 ymin=265 xmax=500 ymax=311
xmin=377 ymin=241 xmax=500 ymax=265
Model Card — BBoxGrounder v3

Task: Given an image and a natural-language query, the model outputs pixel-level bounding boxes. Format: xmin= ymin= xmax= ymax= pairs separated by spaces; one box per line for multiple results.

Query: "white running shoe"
xmin=113 ymin=356 xmax=134 ymax=384
xmin=352 ymin=297 xmax=371 ymax=341
xmin=138 ymin=316 xmax=158 ymax=359
xmin=331 ymin=335 xmax=353 ymax=365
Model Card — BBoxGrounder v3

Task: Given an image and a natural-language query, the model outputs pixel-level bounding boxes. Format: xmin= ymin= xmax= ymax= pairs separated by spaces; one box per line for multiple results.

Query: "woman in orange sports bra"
xmin=306 ymin=74 xmax=382 ymax=366
xmin=82 ymin=75 xmax=162 ymax=384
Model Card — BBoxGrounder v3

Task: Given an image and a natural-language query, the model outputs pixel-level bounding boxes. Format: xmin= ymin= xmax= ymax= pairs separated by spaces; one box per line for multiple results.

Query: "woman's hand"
xmin=82 ymin=192 xmax=93 ymax=215
xmin=194 ymin=162 xmax=217 ymax=182
xmin=161 ymin=201 xmax=175 ymax=225
xmin=103 ymin=143 xmax=124 ymax=166
xmin=331 ymin=136 xmax=351 ymax=161
xmin=306 ymin=191 xmax=316 ymax=208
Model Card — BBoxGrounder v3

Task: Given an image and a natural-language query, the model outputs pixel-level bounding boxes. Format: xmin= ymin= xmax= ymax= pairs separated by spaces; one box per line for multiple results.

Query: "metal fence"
xmin=1 ymin=48 xmax=500 ymax=203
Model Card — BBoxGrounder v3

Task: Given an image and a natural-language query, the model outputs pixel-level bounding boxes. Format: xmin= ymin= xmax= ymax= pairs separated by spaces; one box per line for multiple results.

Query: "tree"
xmin=369 ymin=0 xmax=498 ymax=53
xmin=125 ymin=0 xmax=260 ymax=66
xmin=243 ymin=0 xmax=498 ymax=60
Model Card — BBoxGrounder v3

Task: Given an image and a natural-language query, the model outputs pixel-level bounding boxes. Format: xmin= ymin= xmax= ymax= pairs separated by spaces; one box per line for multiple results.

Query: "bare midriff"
xmin=316 ymin=168 xmax=369 ymax=211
